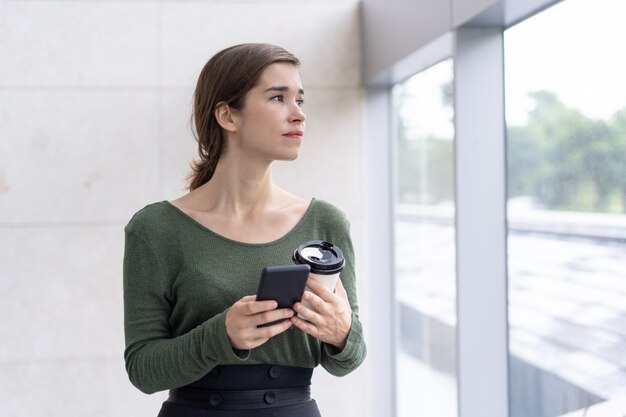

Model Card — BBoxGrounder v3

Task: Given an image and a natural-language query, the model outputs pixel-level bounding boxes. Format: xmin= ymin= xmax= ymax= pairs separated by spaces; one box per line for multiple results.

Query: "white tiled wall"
xmin=0 ymin=1 xmax=369 ymax=416
xmin=0 ymin=2 xmax=160 ymax=87
xmin=159 ymin=2 xmax=361 ymax=88
xmin=0 ymin=91 xmax=162 ymax=223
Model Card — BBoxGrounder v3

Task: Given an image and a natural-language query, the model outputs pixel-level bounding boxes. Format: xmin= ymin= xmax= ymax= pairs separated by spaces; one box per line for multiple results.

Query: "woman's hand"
xmin=290 ymin=277 xmax=352 ymax=350
xmin=225 ymin=295 xmax=294 ymax=350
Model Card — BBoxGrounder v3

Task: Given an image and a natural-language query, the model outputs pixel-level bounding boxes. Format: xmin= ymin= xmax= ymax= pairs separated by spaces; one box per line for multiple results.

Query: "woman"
xmin=123 ymin=43 xmax=366 ymax=417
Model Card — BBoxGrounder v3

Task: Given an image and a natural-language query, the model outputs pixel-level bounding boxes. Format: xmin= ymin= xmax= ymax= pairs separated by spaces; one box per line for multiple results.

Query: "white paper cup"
xmin=292 ymin=240 xmax=345 ymax=320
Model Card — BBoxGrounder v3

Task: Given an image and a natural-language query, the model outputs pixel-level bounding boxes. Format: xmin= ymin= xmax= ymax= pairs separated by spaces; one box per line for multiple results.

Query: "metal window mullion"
xmin=364 ymin=86 xmax=396 ymax=417
xmin=453 ymin=27 xmax=509 ymax=417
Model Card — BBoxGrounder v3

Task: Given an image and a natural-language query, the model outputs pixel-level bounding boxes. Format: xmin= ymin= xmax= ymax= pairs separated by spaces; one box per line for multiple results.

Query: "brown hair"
xmin=187 ymin=43 xmax=300 ymax=190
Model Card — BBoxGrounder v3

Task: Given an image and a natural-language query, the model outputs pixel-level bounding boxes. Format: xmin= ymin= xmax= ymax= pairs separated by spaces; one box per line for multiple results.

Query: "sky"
xmin=396 ymin=0 xmax=626 ymax=136
xmin=394 ymin=60 xmax=454 ymax=140
xmin=505 ymin=0 xmax=626 ymax=126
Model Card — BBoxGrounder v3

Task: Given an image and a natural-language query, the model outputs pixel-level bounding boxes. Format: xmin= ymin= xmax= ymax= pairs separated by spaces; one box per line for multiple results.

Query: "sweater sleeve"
xmin=123 ymin=228 xmax=249 ymax=394
xmin=319 ymin=215 xmax=367 ymax=376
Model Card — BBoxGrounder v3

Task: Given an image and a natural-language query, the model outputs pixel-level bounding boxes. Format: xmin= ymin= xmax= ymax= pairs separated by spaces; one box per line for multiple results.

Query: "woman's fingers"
xmin=302 ymin=290 xmax=331 ymax=316
xmin=227 ymin=295 xmax=293 ymax=350
xmin=226 ymin=279 xmax=352 ymax=351
xmin=238 ymin=296 xmax=278 ymax=316
xmin=255 ymin=317 xmax=294 ymax=340
xmin=293 ymin=300 xmax=322 ymax=324
xmin=290 ymin=315 xmax=320 ymax=338
xmin=253 ymin=308 xmax=295 ymax=326
xmin=305 ymin=279 xmax=336 ymax=303
xmin=290 ymin=279 xmax=353 ymax=349
xmin=239 ymin=295 xmax=257 ymax=302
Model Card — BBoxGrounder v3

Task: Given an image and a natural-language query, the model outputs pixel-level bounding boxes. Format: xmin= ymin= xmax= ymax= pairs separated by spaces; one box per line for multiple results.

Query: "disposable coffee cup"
xmin=292 ymin=240 xmax=345 ymax=318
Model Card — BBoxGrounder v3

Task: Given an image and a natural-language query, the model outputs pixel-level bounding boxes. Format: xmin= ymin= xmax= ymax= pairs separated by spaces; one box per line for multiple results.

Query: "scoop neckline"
xmin=162 ymin=198 xmax=317 ymax=247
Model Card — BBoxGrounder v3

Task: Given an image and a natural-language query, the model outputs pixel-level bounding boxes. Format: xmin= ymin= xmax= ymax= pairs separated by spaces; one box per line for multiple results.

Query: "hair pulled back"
xmin=187 ymin=43 xmax=300 ymax=190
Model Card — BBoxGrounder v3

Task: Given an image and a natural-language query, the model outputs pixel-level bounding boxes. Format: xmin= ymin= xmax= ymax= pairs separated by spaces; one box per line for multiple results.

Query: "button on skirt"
xmin=158 ymin=398 xmax=321 ymax=417
xmin=156 ymin=365 xmax=321 ymax=417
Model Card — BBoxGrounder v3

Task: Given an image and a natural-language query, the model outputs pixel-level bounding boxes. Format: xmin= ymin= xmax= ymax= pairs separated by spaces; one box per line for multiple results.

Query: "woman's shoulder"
xmin=309 ymin=199 xmax=353 ymax=254
xmin=312 ymin=198 xmax=345 ymax=215
xmin=311 ymin=198 xmax=350 ymax=229
xmin=124 ymin=201 xmax=171 ymax=236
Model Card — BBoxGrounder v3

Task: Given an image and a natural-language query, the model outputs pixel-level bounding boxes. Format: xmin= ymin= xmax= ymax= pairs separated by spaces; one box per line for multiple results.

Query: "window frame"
xmin=363 ymin=1 xmax=563 ymax=416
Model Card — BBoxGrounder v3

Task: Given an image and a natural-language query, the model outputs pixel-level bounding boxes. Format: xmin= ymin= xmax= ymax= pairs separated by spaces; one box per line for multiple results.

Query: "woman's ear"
xmin=214 ymin=102 xmax=238 ymax=133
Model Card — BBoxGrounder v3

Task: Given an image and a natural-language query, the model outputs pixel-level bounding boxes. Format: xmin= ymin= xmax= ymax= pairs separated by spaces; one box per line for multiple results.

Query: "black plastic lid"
xmin=292 ymin=240 xmax=345 ymax=275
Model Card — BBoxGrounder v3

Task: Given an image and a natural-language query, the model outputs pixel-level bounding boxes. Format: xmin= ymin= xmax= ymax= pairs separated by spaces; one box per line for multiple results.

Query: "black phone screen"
xmin=256 ymin=264 xmax=310 ymax=327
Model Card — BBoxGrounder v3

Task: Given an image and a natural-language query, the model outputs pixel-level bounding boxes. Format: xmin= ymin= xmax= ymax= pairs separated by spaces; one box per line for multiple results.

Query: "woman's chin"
xmin=273 ymin=150 xmax=300 ymax=162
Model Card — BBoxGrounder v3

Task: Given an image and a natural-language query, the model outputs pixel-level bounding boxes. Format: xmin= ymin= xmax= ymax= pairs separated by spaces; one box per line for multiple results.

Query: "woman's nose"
xmin=290 ymin=102 xmax=306 ymax=123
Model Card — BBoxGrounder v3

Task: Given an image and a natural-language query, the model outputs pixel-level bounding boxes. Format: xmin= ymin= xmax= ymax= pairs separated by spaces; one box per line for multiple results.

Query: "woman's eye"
xmin=270 ymin=95 xmax=304 ymax=107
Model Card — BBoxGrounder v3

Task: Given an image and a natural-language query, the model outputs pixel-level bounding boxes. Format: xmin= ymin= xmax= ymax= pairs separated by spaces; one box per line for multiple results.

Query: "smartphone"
xmin=256 ymin=264 xmax=310 ymax=327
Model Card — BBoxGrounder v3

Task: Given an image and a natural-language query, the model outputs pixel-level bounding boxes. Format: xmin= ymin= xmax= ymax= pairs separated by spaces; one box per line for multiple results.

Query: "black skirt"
xmin=157 ymin=365 xmax=321 ymax=417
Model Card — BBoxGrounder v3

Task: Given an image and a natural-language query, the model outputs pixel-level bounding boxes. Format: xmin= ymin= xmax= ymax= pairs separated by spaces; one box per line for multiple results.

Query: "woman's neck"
xmin=191 ymin=149 xmax=283 ymax=217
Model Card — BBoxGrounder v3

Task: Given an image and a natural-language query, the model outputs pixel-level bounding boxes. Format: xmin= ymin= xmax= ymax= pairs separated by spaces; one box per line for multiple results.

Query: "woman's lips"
xmin=283 ymin=131 xmax=304 ymax=139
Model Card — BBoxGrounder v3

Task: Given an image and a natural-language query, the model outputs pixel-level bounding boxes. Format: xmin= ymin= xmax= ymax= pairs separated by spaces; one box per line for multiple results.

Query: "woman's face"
xmin=232 ymin=62 xmax=306 ymax=162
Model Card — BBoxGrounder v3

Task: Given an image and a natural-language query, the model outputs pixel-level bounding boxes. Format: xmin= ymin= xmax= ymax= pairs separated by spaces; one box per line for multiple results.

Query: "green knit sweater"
xmin=123 ymin=198 xmax=366 ymax=394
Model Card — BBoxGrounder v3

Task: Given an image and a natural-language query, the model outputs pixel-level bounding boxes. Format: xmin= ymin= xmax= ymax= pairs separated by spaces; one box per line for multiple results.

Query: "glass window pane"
xmin=505 ymin=1 xmax=626 ymax=416
xmin=393 ymin=59 xmax=457 ymax=417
